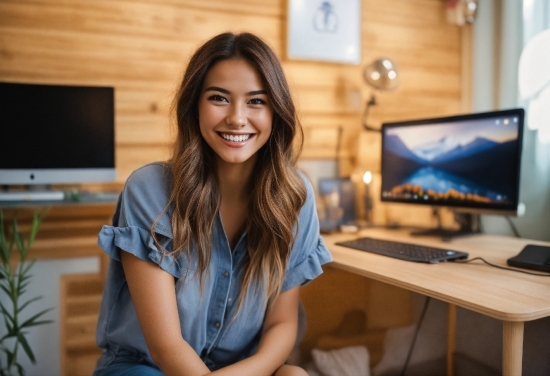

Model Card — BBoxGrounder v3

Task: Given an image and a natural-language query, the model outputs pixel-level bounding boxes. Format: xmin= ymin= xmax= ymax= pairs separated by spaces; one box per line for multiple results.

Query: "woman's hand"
xmin=209 ymin=286 xmax=307 ymax=376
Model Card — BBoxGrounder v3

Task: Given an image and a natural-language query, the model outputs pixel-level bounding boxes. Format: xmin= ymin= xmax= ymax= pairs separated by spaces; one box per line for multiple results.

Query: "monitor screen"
xmin=380 ymin=108 xmax=524 ymax=215
xmin=0 ymin=81 xmax=116 ymax=186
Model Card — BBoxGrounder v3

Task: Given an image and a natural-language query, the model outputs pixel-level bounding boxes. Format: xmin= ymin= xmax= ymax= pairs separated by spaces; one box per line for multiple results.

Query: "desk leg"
xmin=502 ymin=321 xmax=524 ymax=376
xmin=446 ymin=304 xmax=456 ymax=376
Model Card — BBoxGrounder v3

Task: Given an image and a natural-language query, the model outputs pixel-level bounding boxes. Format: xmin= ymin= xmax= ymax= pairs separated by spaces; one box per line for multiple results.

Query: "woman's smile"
xmin=219 ymin=132 xmax=254 ymax=144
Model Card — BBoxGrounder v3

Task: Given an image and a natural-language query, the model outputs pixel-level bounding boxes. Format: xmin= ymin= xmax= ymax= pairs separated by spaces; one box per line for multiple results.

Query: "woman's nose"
xmin=226 ymin=103 xmax=246 ymax=128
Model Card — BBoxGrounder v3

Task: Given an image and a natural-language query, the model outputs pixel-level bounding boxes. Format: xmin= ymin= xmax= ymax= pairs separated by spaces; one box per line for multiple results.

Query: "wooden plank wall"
xmin=0 ymin=0 xmax=467 ymax=230
xmin=0 ymin=0 xmax=468 ymax=232
xmin=0 ymin=1 xmax=469 ymax=373
xmin=0 ymin=0 xmax=465 ymax=181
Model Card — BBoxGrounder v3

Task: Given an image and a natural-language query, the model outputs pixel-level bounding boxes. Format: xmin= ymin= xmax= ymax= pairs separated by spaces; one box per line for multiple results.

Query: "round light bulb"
xmin=363 ymin=171 xmax=373 ymax=185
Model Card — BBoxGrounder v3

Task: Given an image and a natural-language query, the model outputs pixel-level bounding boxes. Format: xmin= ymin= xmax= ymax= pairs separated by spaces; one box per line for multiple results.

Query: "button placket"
xmin=204 ymin=219 xmax=234 ymax=355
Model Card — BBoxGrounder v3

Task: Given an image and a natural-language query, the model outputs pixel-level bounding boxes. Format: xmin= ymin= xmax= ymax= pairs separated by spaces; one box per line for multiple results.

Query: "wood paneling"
xmin=0 ymin=1 xmax=468 ymax=374
xmin=0 ymin=0 xmax=466 ymax=184
xmin=60 ymin=273 xmax=104 ymax=376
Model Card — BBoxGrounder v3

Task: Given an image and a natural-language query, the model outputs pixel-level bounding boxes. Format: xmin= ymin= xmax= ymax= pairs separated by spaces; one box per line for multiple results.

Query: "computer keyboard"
xmin=336 ymin=237 xmax=469 ymax=263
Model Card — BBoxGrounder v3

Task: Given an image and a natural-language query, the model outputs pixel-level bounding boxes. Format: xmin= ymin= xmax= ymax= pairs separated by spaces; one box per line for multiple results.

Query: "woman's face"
xmin=198 ymin=58 xmax=274 ymax=167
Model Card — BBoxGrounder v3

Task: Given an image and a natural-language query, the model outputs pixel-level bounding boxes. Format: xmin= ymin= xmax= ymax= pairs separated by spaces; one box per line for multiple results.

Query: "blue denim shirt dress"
xmin=94 ymin=162 xmax=332 ymax=371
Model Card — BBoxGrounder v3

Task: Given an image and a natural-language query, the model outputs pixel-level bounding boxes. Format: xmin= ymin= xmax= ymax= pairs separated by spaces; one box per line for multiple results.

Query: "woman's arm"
xmin=121 ymin=251 xmax=211 ymax=376
xmin=210 ymin=285 xmax=301 ymax=376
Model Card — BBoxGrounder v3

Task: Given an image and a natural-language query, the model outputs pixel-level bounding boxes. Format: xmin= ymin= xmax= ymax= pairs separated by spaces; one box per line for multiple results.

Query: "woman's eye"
xmin=248 ymin=98 xmax=266 ymax=105
xmin=209 ymin=95 xmax=228 ymax=103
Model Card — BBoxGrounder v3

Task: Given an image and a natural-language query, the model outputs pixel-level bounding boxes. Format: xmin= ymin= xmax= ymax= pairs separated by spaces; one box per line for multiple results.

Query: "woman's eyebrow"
xmin=246 ymin=90 xmax=268 ymax=96
xmin=204 ymin=86 xmax=267 ymax=96
xmin=204 ymin=86 xmax=229 ymax=94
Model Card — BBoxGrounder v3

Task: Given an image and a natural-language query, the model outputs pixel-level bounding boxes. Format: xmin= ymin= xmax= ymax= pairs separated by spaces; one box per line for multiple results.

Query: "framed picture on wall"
xmin=287 ymin=0 xmax=361 ymax=64
xmin=317 ymin=178 xmax=356 ymax=232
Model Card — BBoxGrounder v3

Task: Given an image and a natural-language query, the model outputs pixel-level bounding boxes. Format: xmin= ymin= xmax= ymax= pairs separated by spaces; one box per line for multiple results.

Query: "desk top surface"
xmin=322 ymin=228 xmax=550 ymax=322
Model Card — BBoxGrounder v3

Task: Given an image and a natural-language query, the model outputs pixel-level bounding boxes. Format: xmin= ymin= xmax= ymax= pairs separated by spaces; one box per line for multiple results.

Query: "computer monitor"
xmin=0 ymin=81 xmax=116 ymax=201
xmin=380 ymin=108 xmax=524 ymax=239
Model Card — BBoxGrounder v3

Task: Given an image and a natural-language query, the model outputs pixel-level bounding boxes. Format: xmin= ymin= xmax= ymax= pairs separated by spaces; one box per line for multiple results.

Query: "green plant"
xmin=0 ymin=209 xmax=53 ymax=376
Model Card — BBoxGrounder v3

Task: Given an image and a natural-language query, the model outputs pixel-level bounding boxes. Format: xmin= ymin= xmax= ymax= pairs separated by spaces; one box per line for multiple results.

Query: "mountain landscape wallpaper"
xmin=381 ymin=117 xmax=521 ymax=209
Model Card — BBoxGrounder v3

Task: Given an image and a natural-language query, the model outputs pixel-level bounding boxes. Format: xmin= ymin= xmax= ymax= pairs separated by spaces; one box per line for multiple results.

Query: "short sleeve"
xmin=282 ymin=175 xmax=332 ymax=291
xmin=96 ymin=163 xmax=180 ymax=277
xmin=98 ymin=225 xmax=179 ymax=277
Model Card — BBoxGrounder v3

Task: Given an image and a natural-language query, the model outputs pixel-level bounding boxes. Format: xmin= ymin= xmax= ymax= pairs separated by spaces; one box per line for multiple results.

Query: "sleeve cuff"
xmin=282 ymin=237 xmax=332 ymax=291
xmin=97 ymin=225 xmax=180 ymax=278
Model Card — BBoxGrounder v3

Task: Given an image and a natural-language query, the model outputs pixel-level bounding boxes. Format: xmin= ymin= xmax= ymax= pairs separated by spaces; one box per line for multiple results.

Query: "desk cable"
xmin=463 ymin=218 xmax=550 ymax=276
xmin=400 ymin=296 xmax=431 ymax=376
xmin=453 ymin=257 xmax=550 ymax=276
xmin=505 ymin=216 xmax=522 ymax=238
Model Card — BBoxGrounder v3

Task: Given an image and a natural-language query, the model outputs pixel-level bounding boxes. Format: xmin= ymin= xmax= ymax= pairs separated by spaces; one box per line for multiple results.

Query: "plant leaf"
xmin=20 ymin=308 xmax=54 ymax=328
xmin=13 ymin=227 xmax=25 ymax=262
xmin=0 ymin=284 xmax=12 ymax=297
xmin=6 ymin=348 xmax=15 ymax=369
xmin=0 ymin=304 xmax=15 ymax=325
xmin=16 ymin=362 xmax=26 ymax=376
xmin=28 ymin=208 xmax=48 ymax=247
xmin=18 ymin=296 xmax=43 ymax=312
xmin=22 ymin=260 xmax=35 ymax=275
xmin=0 ymin=208 xmax=51 ymax=374
xmin=16 ymin=332 xmax=36 ymax=364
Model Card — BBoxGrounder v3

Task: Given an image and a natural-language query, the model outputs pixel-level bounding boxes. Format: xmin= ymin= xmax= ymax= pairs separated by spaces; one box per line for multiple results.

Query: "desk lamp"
xmin=362 ymin=58 xmax=399 ymax=132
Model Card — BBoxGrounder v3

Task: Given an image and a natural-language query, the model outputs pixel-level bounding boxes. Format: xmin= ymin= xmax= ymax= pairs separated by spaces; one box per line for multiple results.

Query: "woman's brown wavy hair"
xmin=157 ymin=32 xmax=306 ymax=311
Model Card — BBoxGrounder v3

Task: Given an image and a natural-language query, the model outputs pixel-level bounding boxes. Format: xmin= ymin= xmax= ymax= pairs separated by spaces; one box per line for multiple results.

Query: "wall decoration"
xmin=317 ymin=178 xmax=356 ymax=232
xmin=287 ymin=0 xmax=361 ymax=64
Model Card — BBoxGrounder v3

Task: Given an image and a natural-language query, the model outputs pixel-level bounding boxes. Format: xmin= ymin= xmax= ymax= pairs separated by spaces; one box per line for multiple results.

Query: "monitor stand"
xmin=410 ymin=211 xmax=481 ymax=242
xmin=0 ymin=185 xmax=65 ymax=202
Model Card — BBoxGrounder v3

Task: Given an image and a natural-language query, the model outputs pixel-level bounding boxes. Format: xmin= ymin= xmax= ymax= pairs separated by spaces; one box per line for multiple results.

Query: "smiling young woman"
xmin=93 ymin=32 xmax=331 ymax=376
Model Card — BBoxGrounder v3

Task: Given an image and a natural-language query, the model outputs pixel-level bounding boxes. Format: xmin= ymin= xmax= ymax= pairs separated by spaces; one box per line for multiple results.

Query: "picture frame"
xmin=317 ymin=178 xmax=357 ymax=232
xmin=287 ymin=0 xmax=361 ymax=64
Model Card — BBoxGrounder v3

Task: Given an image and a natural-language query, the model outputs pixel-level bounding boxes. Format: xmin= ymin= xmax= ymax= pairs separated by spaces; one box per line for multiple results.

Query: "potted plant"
xmin=0 ymin=209 xmax=53 ymax=376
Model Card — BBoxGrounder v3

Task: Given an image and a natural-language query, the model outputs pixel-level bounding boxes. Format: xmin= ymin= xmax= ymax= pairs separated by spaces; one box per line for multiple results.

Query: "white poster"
xmin=287 ymin=0 xmax=361 ymax=64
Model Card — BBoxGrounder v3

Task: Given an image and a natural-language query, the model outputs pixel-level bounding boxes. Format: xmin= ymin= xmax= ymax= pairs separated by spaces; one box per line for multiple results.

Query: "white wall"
xmin=0 ymin=257 xmax=99 ymax=376
xmin=474 ymin=0 xmax=550 ymax=241
xmin=456 ymin=1 xmax=550 ymax=374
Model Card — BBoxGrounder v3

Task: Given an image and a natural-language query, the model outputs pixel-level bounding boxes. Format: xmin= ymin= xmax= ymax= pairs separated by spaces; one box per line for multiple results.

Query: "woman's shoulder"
xmin=297 ymin=170 xmax=315 ymax=204
xmin=123 ymin=162 xmax=172 ymax=197
xmin=118 ymin=162 xmax=173 ymax=233
xmin=126 ymin=162 xmax=171 ymax=187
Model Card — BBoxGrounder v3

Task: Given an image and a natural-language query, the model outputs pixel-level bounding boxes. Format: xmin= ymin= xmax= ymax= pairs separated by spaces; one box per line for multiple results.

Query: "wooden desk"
xmin=322 ymin=228 xmax=550 ymax=376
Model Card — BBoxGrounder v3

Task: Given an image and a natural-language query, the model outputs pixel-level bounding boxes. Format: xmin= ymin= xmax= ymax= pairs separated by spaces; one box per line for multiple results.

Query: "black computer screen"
xmin=380 ymin=108 xmax=524 ymax=215
xmin=0 ymin=81 xmax=116 ymax=185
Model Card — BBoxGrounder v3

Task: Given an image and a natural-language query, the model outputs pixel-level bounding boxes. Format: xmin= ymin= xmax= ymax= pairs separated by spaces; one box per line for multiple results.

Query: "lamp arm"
xmin=362 ymin=94 xmax=381 ymax=132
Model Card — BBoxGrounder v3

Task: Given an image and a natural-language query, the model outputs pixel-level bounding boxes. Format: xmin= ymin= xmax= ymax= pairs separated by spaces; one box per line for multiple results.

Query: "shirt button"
xmin=228 ymin=298 xmax=232 ymax=302
xmin=224 ymin=271 xmax=229 ymax=277
xmin=215 ymin=322 xmax=220 ymax=328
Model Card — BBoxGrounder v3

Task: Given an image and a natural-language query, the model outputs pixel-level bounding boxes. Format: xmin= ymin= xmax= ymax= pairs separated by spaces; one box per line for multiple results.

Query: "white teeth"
xmin=221 ymin=133 xmax=251 ymax=142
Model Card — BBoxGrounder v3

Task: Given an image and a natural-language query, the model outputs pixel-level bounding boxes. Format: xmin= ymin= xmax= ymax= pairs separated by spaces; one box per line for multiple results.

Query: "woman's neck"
xmin=216 ymin=157 xmax=255 ymax=202
xmin=216 ymin=157 xmax=256 ymax=249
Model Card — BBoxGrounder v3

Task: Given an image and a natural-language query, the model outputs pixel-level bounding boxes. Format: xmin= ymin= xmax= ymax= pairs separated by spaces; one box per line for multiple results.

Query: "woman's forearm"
xmin=153 ymin=339 xmax=211 ymax=376
xmin=208 ymin=319 xmax=297 ymax=376
xmin=121 ymin=251 xmax=211 ymax=376
xmin=209 ymin=286 xmax=301 ymax=376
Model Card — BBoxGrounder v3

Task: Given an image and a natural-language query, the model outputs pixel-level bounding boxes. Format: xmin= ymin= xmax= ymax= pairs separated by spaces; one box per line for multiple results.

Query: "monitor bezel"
xmin=0 ymin=81 xmax=116 ymax=187
xmin=380 ymin=108 xmax=525 ymax=216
